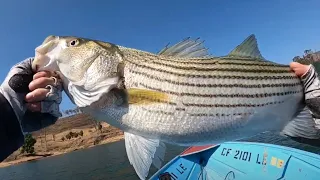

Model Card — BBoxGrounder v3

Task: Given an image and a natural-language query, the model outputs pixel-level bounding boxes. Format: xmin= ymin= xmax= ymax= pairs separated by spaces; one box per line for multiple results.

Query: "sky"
xmin=0 ymin=0 xmax=319 ymax=112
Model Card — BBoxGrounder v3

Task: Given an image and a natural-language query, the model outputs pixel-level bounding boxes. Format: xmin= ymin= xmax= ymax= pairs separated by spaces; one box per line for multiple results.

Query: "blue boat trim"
xmin=149 ymin=142 xmax=320 ymax=180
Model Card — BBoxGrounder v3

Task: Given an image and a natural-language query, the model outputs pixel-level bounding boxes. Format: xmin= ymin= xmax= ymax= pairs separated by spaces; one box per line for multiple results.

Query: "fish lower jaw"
xmin=33 ymin=53 xmax=54 ymax=72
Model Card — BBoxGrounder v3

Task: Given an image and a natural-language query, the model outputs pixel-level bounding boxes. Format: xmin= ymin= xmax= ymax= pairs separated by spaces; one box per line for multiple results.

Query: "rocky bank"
xmin=0 ymin=113 xmax=124 ymax=168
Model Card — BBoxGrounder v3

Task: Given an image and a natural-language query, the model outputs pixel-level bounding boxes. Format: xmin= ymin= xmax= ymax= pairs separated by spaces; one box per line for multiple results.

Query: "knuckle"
xmin=33 ymin=71 xmax=49 ymax=79
xmin=26 ymin=88 xmax=49 ymax=102
xmin=36 ymin=77 xmax=53 ymax=86
xmin=27 ymin=102 xmax=41 ymax=112
xmin=29 ymin=76 xmax=57 ymax=91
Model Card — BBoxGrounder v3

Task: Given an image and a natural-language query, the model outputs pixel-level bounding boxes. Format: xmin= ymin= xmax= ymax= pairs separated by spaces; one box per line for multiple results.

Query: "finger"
xmin=289 ymin=62 xmax=300 ymax=70
xmin=25 ymin=88 xmax=49 ymax=102
xmin=29 ymin=77 xmax=55 ymax=91
xmin=290 ymin=62 xmax=310 ymax=77
xmin=26 ymin=102 xmax=41 ymax=112
xmin=33 ymin=71 xmax=52 ymax=80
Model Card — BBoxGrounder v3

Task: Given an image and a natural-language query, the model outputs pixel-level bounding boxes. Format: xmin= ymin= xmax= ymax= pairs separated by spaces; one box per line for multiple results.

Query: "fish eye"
xmin=68 ymin=39 xmax=79 ymax=47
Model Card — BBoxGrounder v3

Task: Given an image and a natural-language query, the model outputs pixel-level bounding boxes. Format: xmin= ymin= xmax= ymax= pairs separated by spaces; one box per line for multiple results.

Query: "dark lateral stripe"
xmin=142 ymin=98 xmax=285 ymax=108
xmin=151 ymin=59 xmax=288 ymax=69
xmin=141 ymin=107 xmax=254 ymax=117
xmin=131 ymin=71 xmax=300 ymax=88
xmin=175 ymin=107 xmax=186 ymax=111
xmin=141 ymin=107 xmax=174 ymax=115
xmin=156 ymin=56 xmax=267 ymax=63
xmin=183 ymin=101 xmax=284 ymax=108
xmin=139 ymin=83 xmax=302 ymax=98
xmin=125 ymin=59 xmax=290 ymax=73
xmin=189 ymin=112 xmax=253 ymax=117
xmin=130 ymin=69 xmax=296 ymax=80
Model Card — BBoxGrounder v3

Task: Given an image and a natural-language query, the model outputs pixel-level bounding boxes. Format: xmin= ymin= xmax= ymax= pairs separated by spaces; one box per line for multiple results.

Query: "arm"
xmin=300 ymin=64 xmax=320 ymax=130
xmin=277 ymin=63 xmax=320 ymax=146
xmin=0 ymin=92 xmax=24 ymax=161
xmin=0 ymin=58 xmax=62 ymax=162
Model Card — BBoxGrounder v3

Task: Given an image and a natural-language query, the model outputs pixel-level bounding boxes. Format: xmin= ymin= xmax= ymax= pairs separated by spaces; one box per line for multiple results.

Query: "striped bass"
xmin=32 ymin=34 xmax=320 ymax=179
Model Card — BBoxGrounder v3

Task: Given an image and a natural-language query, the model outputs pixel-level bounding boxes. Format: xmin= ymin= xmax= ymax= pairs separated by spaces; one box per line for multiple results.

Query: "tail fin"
xmin=281 ymin=106 xmax=320 ymax=139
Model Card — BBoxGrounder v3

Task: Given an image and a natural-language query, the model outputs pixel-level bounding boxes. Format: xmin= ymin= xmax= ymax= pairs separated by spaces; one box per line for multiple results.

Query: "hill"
xmin=0 ymin=113 xmax=124 ymax=167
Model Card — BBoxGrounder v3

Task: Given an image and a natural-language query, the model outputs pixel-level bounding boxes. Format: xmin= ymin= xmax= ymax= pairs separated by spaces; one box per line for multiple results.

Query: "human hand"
xmin=25 ymin=71 xmax=61 ymax=113
xmin=290 ymin=62 xmax=311 ymax=78
xmin=0 ymin=57 xmax=62 ymax=132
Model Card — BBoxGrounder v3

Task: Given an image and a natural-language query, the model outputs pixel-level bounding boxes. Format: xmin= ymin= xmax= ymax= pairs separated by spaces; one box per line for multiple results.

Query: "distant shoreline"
xmin=0 ymin=133 xmax=124 ymax=168
xmin=0 ymin=114 xmax=124 ymax=168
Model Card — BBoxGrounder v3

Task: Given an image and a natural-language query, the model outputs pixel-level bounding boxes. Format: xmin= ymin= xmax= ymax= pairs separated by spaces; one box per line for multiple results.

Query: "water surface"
xmin=0 ymin=132 xmax=319 ymax=180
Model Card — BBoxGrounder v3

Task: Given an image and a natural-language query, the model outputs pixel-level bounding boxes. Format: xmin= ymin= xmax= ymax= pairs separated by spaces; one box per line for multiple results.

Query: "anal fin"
xmin=124 ymin=132 xmax=166 ymax=180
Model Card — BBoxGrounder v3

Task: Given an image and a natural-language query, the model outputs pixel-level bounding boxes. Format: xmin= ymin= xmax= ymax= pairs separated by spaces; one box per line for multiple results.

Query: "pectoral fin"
xmin=127 ymin=88 xmax=170 ymax=105
xmin=124 ymin=132 xmax=166 ymax=180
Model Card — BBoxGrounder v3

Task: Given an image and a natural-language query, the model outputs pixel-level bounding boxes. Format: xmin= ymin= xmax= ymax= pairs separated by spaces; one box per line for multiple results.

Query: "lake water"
xmin=0 ymin=132 xmax=320 ymax=180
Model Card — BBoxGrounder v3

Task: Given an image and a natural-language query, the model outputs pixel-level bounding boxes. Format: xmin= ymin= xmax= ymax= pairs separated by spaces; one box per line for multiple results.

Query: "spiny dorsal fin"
xmin=157 ymin=37 xmax=210 ymax=58
xmin=228 ymin=34 xmax=265 ymax=59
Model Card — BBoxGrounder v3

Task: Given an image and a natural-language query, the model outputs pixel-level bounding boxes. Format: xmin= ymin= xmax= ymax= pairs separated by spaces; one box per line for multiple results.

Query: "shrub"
xmin=21 ymin=134 xmax=36 ymax=154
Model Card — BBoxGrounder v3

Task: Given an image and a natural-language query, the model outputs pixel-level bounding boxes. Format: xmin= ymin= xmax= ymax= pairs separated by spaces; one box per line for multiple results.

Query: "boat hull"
xmin=149 ymin=142 xmax=320 ymax=180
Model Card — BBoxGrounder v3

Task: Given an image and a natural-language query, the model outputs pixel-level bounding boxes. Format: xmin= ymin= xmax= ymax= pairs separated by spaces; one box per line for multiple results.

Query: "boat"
xmin=149 ymin=142 xmax=320 ymax=180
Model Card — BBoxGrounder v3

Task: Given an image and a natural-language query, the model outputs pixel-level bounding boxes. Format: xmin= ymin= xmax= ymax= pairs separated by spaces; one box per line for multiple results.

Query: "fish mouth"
xmin=32 ymin=36 xmax=60 ymax=72
xmin=33 ymin=53 xmax=50 ymax=72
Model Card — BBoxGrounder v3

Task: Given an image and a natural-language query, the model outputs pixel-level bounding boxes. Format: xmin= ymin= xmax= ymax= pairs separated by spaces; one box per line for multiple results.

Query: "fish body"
xmin=32 ymin=34 xmax=319 ymax=179
xmin=89 ymin=50 xmax=303 ymax=145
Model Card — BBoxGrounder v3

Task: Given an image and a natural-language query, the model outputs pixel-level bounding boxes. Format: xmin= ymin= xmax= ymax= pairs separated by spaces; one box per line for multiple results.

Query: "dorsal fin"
xmin=228 ymin=34 xmax=265 ymax=59
xmin=157 ymin=37 xmax=210 ymax=58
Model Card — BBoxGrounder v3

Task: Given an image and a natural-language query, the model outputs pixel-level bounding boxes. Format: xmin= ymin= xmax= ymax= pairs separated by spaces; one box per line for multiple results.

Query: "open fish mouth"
xmin=32 ymin=36 xmax=61 ymax=72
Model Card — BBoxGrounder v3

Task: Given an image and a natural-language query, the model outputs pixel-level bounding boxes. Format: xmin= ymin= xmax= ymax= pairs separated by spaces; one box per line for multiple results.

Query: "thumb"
xmin=289 ymin=62 xmax=301 ymax=70
xmin=289 ymin=62 xmax=310 ymax=77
